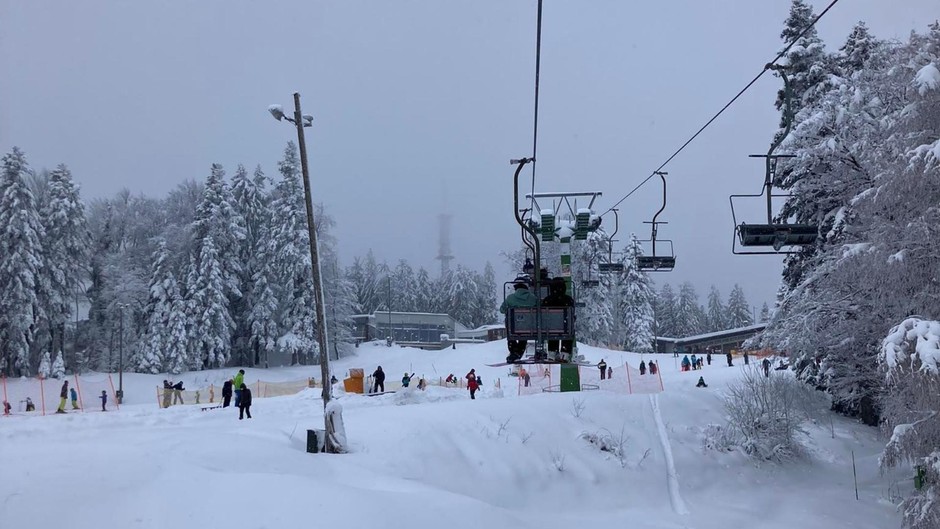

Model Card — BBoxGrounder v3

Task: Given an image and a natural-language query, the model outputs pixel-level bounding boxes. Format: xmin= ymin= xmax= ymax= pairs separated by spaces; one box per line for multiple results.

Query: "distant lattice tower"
xmin=436 ymin=213 xmax=454 ymax=277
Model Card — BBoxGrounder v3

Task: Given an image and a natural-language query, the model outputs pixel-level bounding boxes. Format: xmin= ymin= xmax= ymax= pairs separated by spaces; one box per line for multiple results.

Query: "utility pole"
xmin=117 ymin=303 xmax=126 ymax=404
xmin=269 ymin=93 xmax=340 ymax=453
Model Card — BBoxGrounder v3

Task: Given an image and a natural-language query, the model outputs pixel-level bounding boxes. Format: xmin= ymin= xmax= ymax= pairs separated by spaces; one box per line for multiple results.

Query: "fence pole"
xmin=658 ymin=365 xmax=664 ymax=392
xmin=39 ymin=376 xmax=46 ymax=416
xmin=74 ymin=374 xmax=84 ymax=412
xmin=1 ymin=375 xmax=8 ymax=416
xmin=625 ymin=362 xmax=633 ymax=395
xmin=852 ymin=450 xmax=859 ymax=500
xmin=106 ymin=374 xmax=119 ymax=410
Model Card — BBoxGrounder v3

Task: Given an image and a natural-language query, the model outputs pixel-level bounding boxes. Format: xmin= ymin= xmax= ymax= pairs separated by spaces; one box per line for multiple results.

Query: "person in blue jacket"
xmin=99 ymin=390 xmax=108 ymax=411
xmin=681 ymin=355 xmax=691 ymax=372
xmin=402 ymin=372 xmax=415 ymax=388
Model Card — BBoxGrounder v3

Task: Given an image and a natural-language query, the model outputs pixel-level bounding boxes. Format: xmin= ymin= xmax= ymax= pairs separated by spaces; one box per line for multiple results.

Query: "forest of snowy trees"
xmin=754 ymin=3 xmax=940 ymax=527
xmin=653 ymin=282 xmax=764 ymax=339
xmin=0 ymin=143 xmax=507 ymax=377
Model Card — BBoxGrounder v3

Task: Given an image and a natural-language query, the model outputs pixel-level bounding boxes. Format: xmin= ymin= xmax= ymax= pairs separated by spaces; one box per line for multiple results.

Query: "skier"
xmin=233 ymin=369 xmax=245 ymax=406
xmin=519 ymin=368 xmax=531 ymax=387
xmin=69 ymin=386 xmax=80 ymax=409
xmin=543 ymin=277 xmax=575 ymax=357
xmin=649 ymin=361 xmax=658 ymax=375
xmin=466 ymin=369 xmax=479 ymax=400
xmin=762 ymin=358 xmax=771 ymax=378
xmin=681 ymin=355 xmax=691 ymax=372
xmin=25 ymin=397 xmax=35 ymax=412
xmin=726 ymin=351 xmax=733 ymax=367
xmin=607 ymin=366 xmax=613 ymax=379
xmin=372 ymin=366 xmax=385 ymax=393
xmin=690 ymin=354 xmax=698 ymax=371
xmin=706 ymin=351 xmax=712 ymax=365
xmin=696 ymin=376 xmax=708 ymax=388
xmin=639 ymin=360 xmax=647 ymax=375
xmin=162 ymin=380 xmax=173 ymax=408
xmin=221 ymin=379 xmax=233 ymax=408
xmin=598 ymin=359 xmax=608 ymax=380
xmin=238 ymin=383 xmax=252 ymax=420
xmin=99 ymin=390 xmax=108 ymax=412
xmin=57 ymin=380 xmax=69 ymax=414
xmin=499 ymin=276 xmax=539 ymax=363
xmin=402 ymin=372 xmax=415 ymax=388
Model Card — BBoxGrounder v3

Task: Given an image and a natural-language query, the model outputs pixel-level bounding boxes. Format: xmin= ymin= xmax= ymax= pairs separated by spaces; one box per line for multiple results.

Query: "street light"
xmin=268 ymin=93 xmax=333 ymax=446
xmin=116 ymin=303 xmax=128 ymax=404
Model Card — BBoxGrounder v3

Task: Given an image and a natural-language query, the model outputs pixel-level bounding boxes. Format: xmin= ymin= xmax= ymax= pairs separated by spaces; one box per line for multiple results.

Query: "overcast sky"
xmin=1 ymin=1 xmax=936 ymax=308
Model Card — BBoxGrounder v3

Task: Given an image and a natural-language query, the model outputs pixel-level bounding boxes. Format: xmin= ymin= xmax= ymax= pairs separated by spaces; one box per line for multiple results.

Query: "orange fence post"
xmin=658 ymin=366 xmax=664 ymax=392
xmin=625 ymin=362 xmax=633 ymax=395
xmin=39 ymin=376 xmax=46 ymax=416
xmin=74 ymin=374 xmax=84 ymax=412
xmin=108 ymin=374 xmax=119 ymax=410
xmin=1 ymin=375 xmax=8 ymax=416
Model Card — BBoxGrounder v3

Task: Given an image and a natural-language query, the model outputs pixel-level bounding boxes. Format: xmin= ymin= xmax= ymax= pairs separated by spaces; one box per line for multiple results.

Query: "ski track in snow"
xmin=650 ymin=393 xmax=689 ymax=516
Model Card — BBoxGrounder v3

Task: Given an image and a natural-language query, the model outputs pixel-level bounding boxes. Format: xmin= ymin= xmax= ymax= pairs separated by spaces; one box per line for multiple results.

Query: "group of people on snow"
xmin=50 ymin=380 xmax=108 ymax=413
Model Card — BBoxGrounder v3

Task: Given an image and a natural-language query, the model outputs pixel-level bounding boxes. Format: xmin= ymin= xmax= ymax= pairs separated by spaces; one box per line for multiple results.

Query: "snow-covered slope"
xmin=0 ymin=341 xmax=907 ymax=529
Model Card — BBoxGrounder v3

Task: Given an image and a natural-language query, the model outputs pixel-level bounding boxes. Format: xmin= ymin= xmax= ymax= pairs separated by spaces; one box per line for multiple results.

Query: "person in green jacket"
xmin=499 ymin=277 xmax=539 ymax=363
xmin=233 ymin=369 xmax=245 ymax=407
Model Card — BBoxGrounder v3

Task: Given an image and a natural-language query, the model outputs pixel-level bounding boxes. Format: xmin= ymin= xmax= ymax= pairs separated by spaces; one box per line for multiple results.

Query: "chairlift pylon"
xmin=730 ymin=65 xmax=819 ymax=254
xmin=636 ymin=172 xmax=676 ymax=272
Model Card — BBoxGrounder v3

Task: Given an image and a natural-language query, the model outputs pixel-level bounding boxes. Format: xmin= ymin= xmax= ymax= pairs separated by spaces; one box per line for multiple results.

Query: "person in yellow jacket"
xmin=56 ymin=380 xmax=69 ymax=414
xmin=233 ymin=369 xmax=245 ymax=407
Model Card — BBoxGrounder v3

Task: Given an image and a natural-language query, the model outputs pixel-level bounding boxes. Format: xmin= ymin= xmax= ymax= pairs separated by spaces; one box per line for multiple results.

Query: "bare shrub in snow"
xmin=570 ymin=397 xmax=586 ymax=418
xmin=549 ymin=449 xmax=566 ymax=472
xmin=702 ymin=423 xmax=736 ymax=453
xmin=880 ymin=318 xmax=940 ymax=529
xmin=722 ymin=366 xmax=826 ymax=462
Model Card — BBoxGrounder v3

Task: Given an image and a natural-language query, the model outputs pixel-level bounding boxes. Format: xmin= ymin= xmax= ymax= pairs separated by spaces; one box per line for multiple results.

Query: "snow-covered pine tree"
xmin=389 ymin=260 xmax=418 ymax=312
xmin=759 ymin=302 xmax=771 ymax=323
xmin=38 ymin=352 xmax=51 ymax=379
xmin=51 ymin=350 xmax=65 ymax=379
xmin=135 ymin=242 xmax=180 ymax=373
xmin=654 ymin=283 xmax=678 ymax=338
xmin=706 ymin=286 xmax=726 ymax=332
xmin=725 ymin=284 xmax=753 ymax=329
xmin=38 ymin=164 xmax=88 ymax=355
xmin=472 ymin=262 xmax=500 ymax=327
xmin=322 ymin=253 xmax=356 ymax=360
xmin=617 ymin=236 xmax=655 ymax=352
xmin=0 ymin=148 xmax=45 ymax=376
xmin=268 ymin=143 xmax=319 ymax=364
xmin=187 ymin=236 xmax=235 ymax=369
xmin=230 ymin=164 xmax=267 ymax=365
xmin=413 ymin=267 xmax=434 ymax=313
xmin=248 ymin=268 xmax=279 ymax=367
xmin=674 ymin=282 xmax=705 ymax=338
xmin=575 ymin=230 xmax=616 ymax=346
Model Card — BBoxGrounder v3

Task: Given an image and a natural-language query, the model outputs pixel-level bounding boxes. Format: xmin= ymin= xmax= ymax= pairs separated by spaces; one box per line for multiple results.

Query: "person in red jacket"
xmin=466 ymin=369 xmax=479 ymax=400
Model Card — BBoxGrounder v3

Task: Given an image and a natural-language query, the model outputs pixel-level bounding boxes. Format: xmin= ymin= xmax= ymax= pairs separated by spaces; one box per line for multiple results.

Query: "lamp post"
xmin=268 ymin=94 xmax=332 ymax=412
xmin=116 ymin=303 xmax=127 ymax=404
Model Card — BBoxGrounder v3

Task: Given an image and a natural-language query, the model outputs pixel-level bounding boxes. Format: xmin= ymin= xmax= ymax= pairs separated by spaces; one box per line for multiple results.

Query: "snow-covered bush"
xmin=880 ymin=318 xmax=940 ymax=529
xmin=51 ymin=351 xmax=66 ymax=379
xmin=37 ymin=352 xmax=51 ymax=379
xmin=580 ymin=428 xmax=628 ymax=467
xmin=721 ymin=366 xmax=826 ymax=462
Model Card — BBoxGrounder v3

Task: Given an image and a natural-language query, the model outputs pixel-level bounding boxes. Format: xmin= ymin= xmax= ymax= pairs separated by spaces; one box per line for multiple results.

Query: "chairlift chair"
xmin=597 ymin=209 xmax=625 ymax=275
xmin=637 ymin=172 xmax=676 ymax=272
xmin=729 ymin=65 xmax=819 ymax=255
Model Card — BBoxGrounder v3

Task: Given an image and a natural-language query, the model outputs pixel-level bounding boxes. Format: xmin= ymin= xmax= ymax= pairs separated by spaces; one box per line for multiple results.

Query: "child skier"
xmin=99 ymin=390 xmax=108 ymax=411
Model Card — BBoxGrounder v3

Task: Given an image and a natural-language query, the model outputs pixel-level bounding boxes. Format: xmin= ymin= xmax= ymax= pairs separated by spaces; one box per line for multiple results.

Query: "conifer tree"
xmin=706 ymin=286 xmax=726 ymax=331
xmin=0 ymin=148 xmax=45 ymax=376
xmin=618 ymin=236 xmax=655 ymax=352
xmin=136 ymin=242 xmax=180 ymax=373
xmin=725 ymin=284 xmax=753 ymax=328
xmin=675 ymin=282 xmax=705 ymax=338
xmin=51 ymin=350 xmax=65 ymax=379
xmin=187 ymin=236 xmax=234 ymax=369
xmin=654 ymin=284 xmax=678 ymax=338
xmin=38 ymin=352 xmax=52 ymax=379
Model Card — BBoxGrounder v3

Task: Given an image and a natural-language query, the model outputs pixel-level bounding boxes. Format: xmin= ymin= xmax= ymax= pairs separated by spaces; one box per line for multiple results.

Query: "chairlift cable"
xmin=601 ymin=0 xmax=842 ymax=216
xmin=529 ymin=0 xmax=544 ymax=215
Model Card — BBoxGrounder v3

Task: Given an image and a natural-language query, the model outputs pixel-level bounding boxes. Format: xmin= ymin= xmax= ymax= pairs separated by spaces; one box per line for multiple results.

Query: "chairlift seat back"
xmin=598 ymin=263 xmax=624 ymax=274
xmin=637 ymin=255 xmax=676 ymax=272
xmin=736 ymin=223 xmax=817 ymax=248
xmin=507 ymin=307 xmax=574 ymax=339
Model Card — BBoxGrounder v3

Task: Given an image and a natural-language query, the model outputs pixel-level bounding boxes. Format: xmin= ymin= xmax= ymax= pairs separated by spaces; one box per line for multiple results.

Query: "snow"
xmin=913 ymin=63 xmax=940 ymax=96
xmin=883 ymin=317 xmax=940 ymax=375
xmin=0 ymin=340 xmax=906 ymax=529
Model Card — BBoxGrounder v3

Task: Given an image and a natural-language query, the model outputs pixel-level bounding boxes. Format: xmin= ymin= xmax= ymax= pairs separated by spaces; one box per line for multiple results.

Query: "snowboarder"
xmin=466 ymin=369 xmax=479 ymax=400
xmin=57 ymin=380 xmax=69 ymax=413
xmin=762 ymin=358 xmax=771 ymax=378
xmin=607 ymin=366 xmax=613 ymax=379
xmin=726 ymin=351 xmax=733 ymax=367
xmin=543 ymin=277 xmax=575 ymax=357
xmin=222 ymin=379 xmax=233 ymax=408
xmin=233 ymin=369 xmax=245 ymax=407
xmin=372 ymin=366 xmax=386 ymax=393
xmin=402 ymin=372 xmax=415 ymax=388
xmin=639 ymin=360 xmax=647 ymax=375
xmin=649 ymin=361 xmax=658 ymax=375
xmin=696 ymin=376 xmax=708 ymax=388
xmin=69 ymin=386 xmax=80 ymax=409
xmin=238 ymin=383 xmax=252 ymax=420
xmin=99 ymin=390 xmax=108 ymax=411
xmin=743 ymin=351 xmax=750 ymax=365
xmin=681 ymin=355 xmax=691 ymax=372
xmin=499 ymin=276 xmax=539 ymax=363
xmin=690 ymin=354 xmax=698 ymax=371
xmin=172 ymin=381 xmax=185 ymax=405
xmin=598 ymin=359 xmax=608 ymax=380
xmin=706 ymin=351 xmax=712 ymax=365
